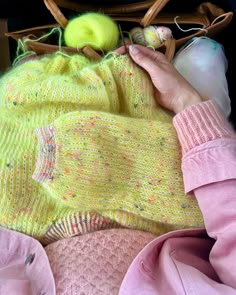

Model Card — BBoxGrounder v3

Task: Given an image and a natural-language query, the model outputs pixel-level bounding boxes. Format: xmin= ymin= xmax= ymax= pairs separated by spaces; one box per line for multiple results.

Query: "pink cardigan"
xmin=119 ymin=100 xmax=236 ymax=294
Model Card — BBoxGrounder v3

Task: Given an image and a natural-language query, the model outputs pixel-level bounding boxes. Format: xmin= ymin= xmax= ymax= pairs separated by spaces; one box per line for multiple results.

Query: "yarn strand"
xmin=12 ymin=27 xmax=71 ymax=66
xmin=174 ymin=16 xmax=208 ymax=35
xmin=13 ymin=38 xmax=36 ymax=67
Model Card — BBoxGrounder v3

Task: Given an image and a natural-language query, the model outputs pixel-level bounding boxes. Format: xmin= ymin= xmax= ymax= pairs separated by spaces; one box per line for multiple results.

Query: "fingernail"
xmin=129 ymin=45 xmax=139 ymax=55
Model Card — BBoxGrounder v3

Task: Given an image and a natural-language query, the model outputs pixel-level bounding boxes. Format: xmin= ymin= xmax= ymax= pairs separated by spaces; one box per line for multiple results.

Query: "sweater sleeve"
xmin=173 ymin=99 xmax=236 ymax=288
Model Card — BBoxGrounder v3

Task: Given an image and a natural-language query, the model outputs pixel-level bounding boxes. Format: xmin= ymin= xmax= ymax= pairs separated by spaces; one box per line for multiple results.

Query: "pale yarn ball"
xmin=155 ymin=26 xmax=173 ymax=42
xmin=130 ymin=27 xmax=147 ymax=46
xmin=143 ymin=26 xmax=162 ymax=49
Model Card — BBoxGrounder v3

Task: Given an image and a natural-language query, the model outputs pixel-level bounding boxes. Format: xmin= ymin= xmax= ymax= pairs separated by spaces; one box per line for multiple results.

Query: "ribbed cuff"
xmin=173 ymin=100 xmax=236 ymax=154
xmin=32 ymin=125 xmax=56 ymax=183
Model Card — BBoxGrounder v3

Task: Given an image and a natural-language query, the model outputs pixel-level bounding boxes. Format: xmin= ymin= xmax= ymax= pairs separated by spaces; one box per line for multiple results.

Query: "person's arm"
xmin=128 ymin=45 xmax=236 ymax=288
xmin=173 ymin=100 xmax=236 ymax=288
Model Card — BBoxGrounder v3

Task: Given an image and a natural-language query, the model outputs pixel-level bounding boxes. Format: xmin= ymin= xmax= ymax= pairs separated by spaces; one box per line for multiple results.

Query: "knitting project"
xmin=0 ymin=53 xmax=204 ymax=244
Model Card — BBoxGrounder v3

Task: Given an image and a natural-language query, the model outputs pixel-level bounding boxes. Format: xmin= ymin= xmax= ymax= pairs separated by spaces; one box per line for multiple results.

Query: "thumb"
xmin=128 ymin=45 xmax=166 ymax=75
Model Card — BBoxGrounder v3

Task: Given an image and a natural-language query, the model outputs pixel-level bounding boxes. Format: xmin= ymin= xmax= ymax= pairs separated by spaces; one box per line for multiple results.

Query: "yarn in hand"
xmin=130 ymin=25 xmax=172 ymax=49
xmin=64 ymin=12 xmax=119 ymax=52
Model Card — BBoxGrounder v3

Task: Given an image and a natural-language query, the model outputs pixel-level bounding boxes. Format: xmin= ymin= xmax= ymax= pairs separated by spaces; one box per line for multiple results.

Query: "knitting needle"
xmin=118 ymin=24 xmax=129 ymax=55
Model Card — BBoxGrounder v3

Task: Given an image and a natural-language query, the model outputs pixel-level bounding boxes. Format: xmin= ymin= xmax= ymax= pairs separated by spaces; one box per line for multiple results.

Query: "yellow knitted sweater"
xmin=0 ymin=53 xmax=204 ymax=244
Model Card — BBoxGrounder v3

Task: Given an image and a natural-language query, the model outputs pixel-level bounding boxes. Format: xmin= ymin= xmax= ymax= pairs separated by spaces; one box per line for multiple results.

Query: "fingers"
xmin=115 ymin=45 xmax=168 ymax=81
xmin=128 ymin=45 xmax=167 ymax=75
xmin=113 ymin=46 xmax=127 ymax=55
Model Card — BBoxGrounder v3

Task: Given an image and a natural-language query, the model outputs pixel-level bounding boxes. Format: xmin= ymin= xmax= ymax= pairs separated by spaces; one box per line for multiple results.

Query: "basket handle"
xmin=51 ymin=0 xmax=156 ymax=14
xmin=44 ymin=0 xmax=68 ymax=28
xmin=163 ymin=38 xmax=175 ymax=62
xmin=140 ymin=0 xmax=170 ymax=27
xmin=44 ymin=0 xmax=170 ymax=29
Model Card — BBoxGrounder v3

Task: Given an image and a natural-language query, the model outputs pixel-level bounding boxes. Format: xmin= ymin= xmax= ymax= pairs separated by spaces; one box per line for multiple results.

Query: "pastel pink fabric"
xmin=119 ymin=100 xmax=236 ymax=294
xmin=0 ymin=227 xmax=55 ymax=295
xmin=45 ymin=229 xmax=156 ymax=294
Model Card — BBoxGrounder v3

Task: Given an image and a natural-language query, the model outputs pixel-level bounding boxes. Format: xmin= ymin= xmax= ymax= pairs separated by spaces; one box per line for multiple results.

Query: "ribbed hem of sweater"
xmin=33 ymin=125 xmax=56 ymax=183
xmin=173 ymin=100 xmax=236 ymax=154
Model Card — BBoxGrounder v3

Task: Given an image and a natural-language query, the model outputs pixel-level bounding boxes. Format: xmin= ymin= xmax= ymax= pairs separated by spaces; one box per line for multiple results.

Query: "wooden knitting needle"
xmin=118 ymin=24 xmax=129 ymax=55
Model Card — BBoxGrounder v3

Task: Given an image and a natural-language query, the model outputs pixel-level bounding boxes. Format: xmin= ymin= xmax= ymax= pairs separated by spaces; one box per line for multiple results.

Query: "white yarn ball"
xmin=155 ymin=26 xmax=173 ymax=42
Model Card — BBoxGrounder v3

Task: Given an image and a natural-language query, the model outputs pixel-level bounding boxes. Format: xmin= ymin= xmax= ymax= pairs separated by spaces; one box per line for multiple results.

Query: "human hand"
xmin=118 ymin=45 xmax=203 ymax=113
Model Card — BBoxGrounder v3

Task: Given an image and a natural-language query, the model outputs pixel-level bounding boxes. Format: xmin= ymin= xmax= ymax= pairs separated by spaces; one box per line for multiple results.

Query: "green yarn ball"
xmin=64 ymin=12 xmax=119 ymax=52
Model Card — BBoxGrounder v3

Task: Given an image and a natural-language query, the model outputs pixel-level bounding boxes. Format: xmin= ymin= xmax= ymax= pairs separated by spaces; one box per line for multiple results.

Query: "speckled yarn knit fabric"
xmin=0 ymin=53 xmax=204 ymax=244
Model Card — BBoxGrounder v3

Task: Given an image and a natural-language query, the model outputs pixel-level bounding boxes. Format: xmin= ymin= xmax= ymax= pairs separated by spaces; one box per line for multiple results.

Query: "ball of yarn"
xmin=155 ymin=26 xmax=173 ymax=42
xmin=130 ymin=25 xmax=172 ymax=49
xmin=64 ymin=12 xmax=119 ymax=52
xmin=143 ymin=26 xmax=161 ymax=49
xmin=130 ymin=27 xmax=147 ymax=46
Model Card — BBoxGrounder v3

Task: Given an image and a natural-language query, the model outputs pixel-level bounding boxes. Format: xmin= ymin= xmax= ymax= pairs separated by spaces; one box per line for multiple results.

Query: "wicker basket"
xmin=5 ymin=0 xmax=233 ymax=61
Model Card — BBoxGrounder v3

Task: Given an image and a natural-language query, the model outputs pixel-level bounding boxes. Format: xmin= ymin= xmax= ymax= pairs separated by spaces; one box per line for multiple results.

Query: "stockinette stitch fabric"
xmin=0 ymin=52 xmax=204 ymax=244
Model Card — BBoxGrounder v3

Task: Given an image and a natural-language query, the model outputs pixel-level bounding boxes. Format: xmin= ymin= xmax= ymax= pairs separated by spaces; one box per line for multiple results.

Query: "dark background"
xmin=1 ymin=0 xmax=236 ymax=128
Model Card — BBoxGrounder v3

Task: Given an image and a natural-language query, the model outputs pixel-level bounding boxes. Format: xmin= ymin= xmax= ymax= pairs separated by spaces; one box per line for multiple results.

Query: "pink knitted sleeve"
xmin=173 ymin=100 xmax=236 ymax=154
xmin=173 ymin=99 xmax=236 ymax=289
